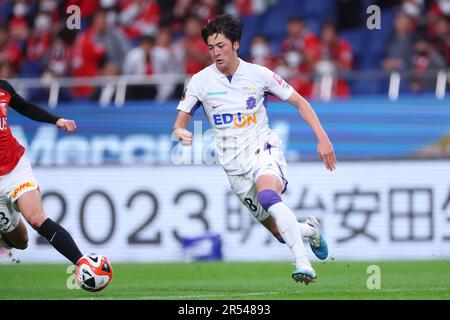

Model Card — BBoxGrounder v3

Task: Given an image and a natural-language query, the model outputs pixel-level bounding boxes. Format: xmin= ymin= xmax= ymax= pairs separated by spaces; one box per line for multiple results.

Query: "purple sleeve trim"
xmin=263 ymin=92 xmax=268 ymax=109
xmin=264 ymin=142 xmax=272 ymax=154
xmin=189 ymin=101 xmax=202 ymax=116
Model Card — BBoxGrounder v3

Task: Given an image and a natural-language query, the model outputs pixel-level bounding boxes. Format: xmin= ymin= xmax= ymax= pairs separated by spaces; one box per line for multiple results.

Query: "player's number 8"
xmin=244 ymin=198 xmax=258 ymax=212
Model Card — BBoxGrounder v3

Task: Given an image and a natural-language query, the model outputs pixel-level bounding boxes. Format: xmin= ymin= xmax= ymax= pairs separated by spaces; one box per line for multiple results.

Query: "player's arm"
xmin=173 ymin=75 xmax=202 ymax=146
xmin=286 ymin=91 xmax=337 ymax=171
xmin=10 ymin=92 xmax=76 ymax=134
xmin=173 ymin=111 xmax=193 ymax=146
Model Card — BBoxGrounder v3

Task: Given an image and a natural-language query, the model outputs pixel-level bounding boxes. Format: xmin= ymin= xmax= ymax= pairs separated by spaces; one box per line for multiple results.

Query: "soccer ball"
xmin=75 ymin=254 xmax=113 ymax=292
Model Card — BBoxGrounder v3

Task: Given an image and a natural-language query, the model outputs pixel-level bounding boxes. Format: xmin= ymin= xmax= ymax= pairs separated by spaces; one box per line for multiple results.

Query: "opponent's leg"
xmin=1 ymin=219 xmax=28 ymax=250
xmin=256 ymin=175 xmax=316 ymax=284
xmin=0 ymin=236 xmax=12 ymax=259
xmin=0 ymin=220 xmax=28 ymax=263
xmin=1 ymin=193 xmax=28 ymax=261
xmin=16 ymin=190 xmax=83 ymax=264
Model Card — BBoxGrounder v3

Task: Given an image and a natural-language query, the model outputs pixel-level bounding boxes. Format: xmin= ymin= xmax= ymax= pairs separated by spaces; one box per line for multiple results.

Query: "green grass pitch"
xmin=0 ymin=260 xmax=449 ymax=300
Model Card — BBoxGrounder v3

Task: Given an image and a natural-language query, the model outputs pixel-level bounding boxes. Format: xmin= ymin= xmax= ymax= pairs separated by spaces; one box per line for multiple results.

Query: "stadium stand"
xmin=0 ymin=0 xmax=447 ymax=104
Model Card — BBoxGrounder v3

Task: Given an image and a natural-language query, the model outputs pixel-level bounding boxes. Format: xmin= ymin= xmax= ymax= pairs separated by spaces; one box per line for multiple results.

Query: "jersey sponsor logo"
xmin=213 ymin=112 xmax=257 ymax=128
xmin=11 ymin=181 xmax=37 ymax=200
xmin=207 ymin=91 xmax=227 ymax=96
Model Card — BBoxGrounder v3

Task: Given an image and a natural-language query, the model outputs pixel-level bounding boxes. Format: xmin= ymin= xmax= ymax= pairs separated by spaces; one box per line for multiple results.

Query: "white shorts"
xmin=0 ymin=156 xmax=38 ymax=233
xmin=227 ymin=134 xmax=288 ymax=222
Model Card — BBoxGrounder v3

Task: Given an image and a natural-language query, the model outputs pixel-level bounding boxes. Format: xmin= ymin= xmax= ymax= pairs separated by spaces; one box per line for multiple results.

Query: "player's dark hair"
xmin=201 ymin=14 xmax=242 ymax=45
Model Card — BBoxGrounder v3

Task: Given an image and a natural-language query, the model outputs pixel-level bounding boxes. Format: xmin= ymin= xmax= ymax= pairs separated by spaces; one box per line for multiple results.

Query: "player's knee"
xmin=257 ymin=190 xmax=282 ymax=211
xmin=26 ymin=213 xmax=47 ymax=230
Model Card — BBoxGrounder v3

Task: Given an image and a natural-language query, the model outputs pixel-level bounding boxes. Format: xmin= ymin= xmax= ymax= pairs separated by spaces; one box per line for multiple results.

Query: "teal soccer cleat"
xmin=305 ymin=216 xmax=328 ymax=260
xmin=291 ymin=265 xmax=317 ymax=284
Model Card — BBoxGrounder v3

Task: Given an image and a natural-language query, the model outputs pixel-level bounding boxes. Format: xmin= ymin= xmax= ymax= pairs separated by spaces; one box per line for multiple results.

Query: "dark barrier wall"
xmin=8 ymin=95 xmax=450 ymax=166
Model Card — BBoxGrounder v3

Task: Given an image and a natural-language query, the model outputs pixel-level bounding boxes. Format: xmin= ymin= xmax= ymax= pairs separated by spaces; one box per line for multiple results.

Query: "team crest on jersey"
xmin=246 ymin=96 xmax=256 ymax=109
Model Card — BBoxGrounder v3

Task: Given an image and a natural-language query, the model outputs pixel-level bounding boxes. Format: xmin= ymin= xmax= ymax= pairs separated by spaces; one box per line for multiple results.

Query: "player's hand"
xmin=317 ymin=137 xmax=336 ymax=171
xmin=174 ymin=128 xmax=192 ymax=146
xmin=56 ymin=118 xmax=77 ymax=134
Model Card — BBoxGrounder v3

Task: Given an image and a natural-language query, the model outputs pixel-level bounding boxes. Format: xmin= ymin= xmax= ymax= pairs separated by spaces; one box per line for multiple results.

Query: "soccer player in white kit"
xmin=173 ymin=14 xmax=337 ymax=284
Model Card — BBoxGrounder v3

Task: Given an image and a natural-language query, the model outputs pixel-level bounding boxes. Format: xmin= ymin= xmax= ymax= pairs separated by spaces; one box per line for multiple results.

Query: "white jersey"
xmin=177 ymin=58 xmax=294 ymax=175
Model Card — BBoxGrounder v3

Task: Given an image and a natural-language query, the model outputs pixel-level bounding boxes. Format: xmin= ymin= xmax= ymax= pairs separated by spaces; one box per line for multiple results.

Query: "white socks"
xmin=299 ymin=222 xmax=316 ymax=238
xmin=268 ymin=202 xmax=311 ymax=268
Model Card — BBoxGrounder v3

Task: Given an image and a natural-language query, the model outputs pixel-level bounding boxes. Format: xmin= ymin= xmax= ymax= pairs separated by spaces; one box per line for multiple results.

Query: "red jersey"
xmin=0 ymin=79 xmax=60 ymax=175
xmin=0 ymin=83 xmax=25 ymax=175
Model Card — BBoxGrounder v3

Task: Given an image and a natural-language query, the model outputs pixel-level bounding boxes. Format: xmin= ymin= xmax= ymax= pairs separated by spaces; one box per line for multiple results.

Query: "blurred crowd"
xmin=0 ymin=0 xmax=448 ymax=102
xmin=382 ymin=0 xmax=450 ymax=93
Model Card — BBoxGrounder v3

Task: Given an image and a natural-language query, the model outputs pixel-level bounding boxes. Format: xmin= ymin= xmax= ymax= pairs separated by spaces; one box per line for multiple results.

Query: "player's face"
xmin=207 ymin=33 xmax=239 ymax=74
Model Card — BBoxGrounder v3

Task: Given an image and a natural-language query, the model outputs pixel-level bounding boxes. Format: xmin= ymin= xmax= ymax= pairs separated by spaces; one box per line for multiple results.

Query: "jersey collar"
xmin=211 ymin=58 xmax=247 ymax=79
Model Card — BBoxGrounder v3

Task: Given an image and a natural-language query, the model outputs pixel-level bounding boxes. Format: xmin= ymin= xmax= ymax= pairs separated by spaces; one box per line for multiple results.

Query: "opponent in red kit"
xmin=0 ymin=79 xmax=84 ymax=265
